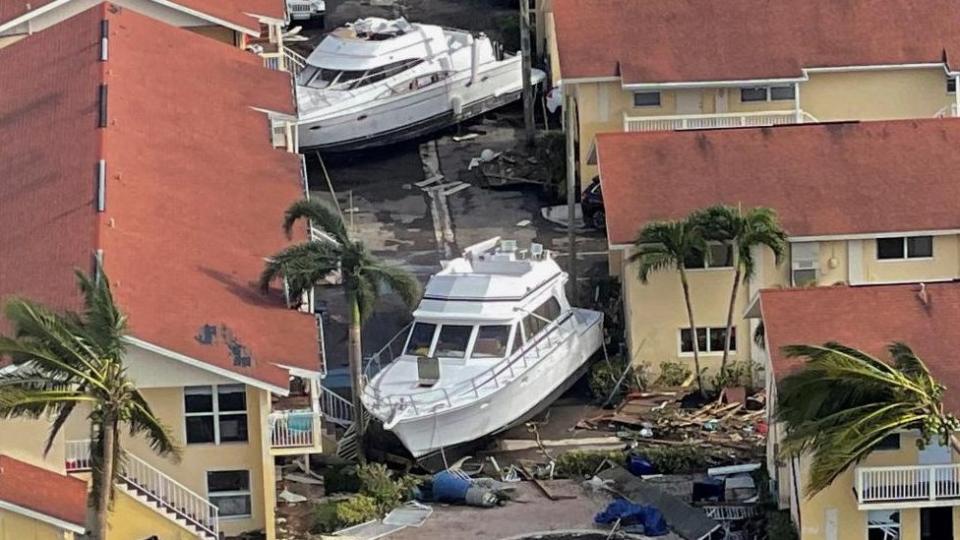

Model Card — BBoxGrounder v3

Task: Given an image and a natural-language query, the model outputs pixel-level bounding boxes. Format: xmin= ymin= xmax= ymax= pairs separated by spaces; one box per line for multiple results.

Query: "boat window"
xmin=511 ymin=323 xmax=524 ymax=355
xmin=300 ymin=66 xmax=343 ymax=89
xmin=434 ymin=324 xmax=473 ymax=359
xmin=360 ymin=59 xmax=424 ymax=87
xmin=405 ymin=322 xmax=437 ymax=356
xmin=523 ymin=297 xmax=562 ymax=338
xmin=471 ymin=325 xmax=510 ymax=358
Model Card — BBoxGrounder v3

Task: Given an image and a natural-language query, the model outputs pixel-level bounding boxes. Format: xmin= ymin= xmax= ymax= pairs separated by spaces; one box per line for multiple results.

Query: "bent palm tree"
xmin=0 ymin=270 xmax=180 ymax=539
xmin=259 ymin=199 xmax=420 ymax=461
xmin=631 ymin=219 xmax=708 ymax=396
xmin=694 ymin=205 xmax=787 ymax=374
xmin=776 ymin=342 xmax=960 ymax=497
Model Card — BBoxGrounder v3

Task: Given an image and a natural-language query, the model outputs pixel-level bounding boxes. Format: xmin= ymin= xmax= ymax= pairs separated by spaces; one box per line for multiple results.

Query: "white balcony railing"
xmin=623 ymin=110 xmax=812 ymax=132
xmin=935 ymin=103 xmax=959 ymax=118
xmin=262 ymin=48 xmax=308 ymax=76
xmin=269 ymin=410 xmax=321 ymax=449
xmin=64 ymin=440 xmax=219 ymax=538
xmin=321 ymin=387 xmax=355 ymax=427
xmin=857 ymin=464 xmax=960 ymax=507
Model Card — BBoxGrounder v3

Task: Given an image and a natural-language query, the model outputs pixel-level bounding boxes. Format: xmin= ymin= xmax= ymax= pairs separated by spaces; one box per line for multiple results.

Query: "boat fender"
xmin=451 ymin=95 xmax=464 ymax=115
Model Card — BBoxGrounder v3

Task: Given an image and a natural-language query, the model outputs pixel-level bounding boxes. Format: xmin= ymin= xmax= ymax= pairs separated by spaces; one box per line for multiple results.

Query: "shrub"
xmin=310 ymin=501 xmax=341 ymax=534
xmin=336 ymin=495 xmax=379 ymax=527
xmin=356 ymin=463 xmax=419 ymax=515
xmin=323 ymin=464 xmax=362 ymax=494
xmin=633 ymin=445 xmax=709 ymax=474
xmin=555 ymin=449 xmax=625 ymax=479
xmin=588 ymin=357 xmax=641 ymax=402
xmin=766 ymin=509 xmax=799 ymax=540
xmin=656 ymin=361 xmax=692 ymax=387
xmin=709 ymin=361 xmax=753 ymax=389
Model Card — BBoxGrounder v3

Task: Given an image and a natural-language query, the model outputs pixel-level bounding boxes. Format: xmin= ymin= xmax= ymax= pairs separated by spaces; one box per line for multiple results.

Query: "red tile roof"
xmin=0 ymin=455 xmax=87 ymax=530
xmin=596 ymin=119 xmax=960 ymax=245
xmin=552 ymin=0 xmax=960 ymax=83
xmin=0 ymin=4 xmax=318 ymax=391
xmin=758 ymin=282 xmax=960 ymax=415
xmin=0 ymin=0 xmax=284 ymax=34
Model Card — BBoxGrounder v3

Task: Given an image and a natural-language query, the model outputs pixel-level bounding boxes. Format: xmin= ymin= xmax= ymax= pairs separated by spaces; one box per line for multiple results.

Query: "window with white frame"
xmin=207 ymin=470 xmax=252 ymax=518
xmin=867 ymin=510 xmax=900 ymax=540
xmin=683 ymin=243 xmax=734 ymax=269
xmin=790 ymin=242 xmax=819 ymax=286
xmin=948 ymin=76 xmax=957 ymax=94
xmin=740 ymin=85 xmax=795 ymax=102
xmin=633 ymin=91 xmax=661 ymax=107
xmin=876 ymin=236 xmax=933 ymax=260
xmin=184 ymin=385 xmax=248 ymax=444
xmin=680 ymin=327 xmax=736 ymax=354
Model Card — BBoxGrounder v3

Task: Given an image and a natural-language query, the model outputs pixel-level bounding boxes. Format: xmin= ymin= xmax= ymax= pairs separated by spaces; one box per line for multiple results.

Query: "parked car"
xmin=581 ymin=176 xmax=605 ymax=230
xmin=287 ymin=0 xmax=325 ymax=23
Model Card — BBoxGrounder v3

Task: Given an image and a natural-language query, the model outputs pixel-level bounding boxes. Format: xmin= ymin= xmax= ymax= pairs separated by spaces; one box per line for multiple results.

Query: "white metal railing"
xmin=935 ymin=103 xmax=959 ymax=118
xmin=65 ymin=439 xmax=92 ymax=472
xmin=857 ymin=464 xmax=960 ymax=505
xmin=362 ymin=310 xmax=602 ymax=421
xmin=66 ymin=440 xmax=219 ymax=538
xmin=269 ymin=410 xmax=321 ymax=448
xmin=321 ymin=387 xmax=355 ymax=427
xmin=262 ymin=48 xmax=308 ymax=76
xmin=623 ymin=110 xmax=812 ymax=132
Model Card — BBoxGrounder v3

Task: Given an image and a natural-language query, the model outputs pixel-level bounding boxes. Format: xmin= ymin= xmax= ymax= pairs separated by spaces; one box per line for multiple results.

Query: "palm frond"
xmin=259 ymin=241 xmax=341 ymax=298
xmin=127 ymin=391 xmax=181 ymax=462
xmin=74 ymin=269 xmax=127 ymax=358
xmin=282 ymin=199 xmax=349 ymax=244
xmin=365 ymin=264 xmax=421 ymax=309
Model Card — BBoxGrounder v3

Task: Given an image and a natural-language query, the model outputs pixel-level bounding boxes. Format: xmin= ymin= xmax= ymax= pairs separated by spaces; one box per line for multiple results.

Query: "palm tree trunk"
xmin=720 ymin=267 xmax=742 ymax=375
xmin=347 ymin=293 xmax=366 ymax=463
xmin=91 ymin=413 xmax=117 ymax=540
xmin=679 ymin=269 xmax=705 ymax=397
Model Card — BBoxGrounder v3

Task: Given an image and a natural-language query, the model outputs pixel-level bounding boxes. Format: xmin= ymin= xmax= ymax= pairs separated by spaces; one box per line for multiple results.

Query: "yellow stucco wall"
xmin=106 ymin=489 xmax=196 ymax=540
xmin=0 ymin=509 xmax=70 ymax=540
xmin=801 ymin=68 xmax=953 ymax=122
xmin=860 ymin=235 xmax=960 ymax=283
xmin=0 ymin=418 xmax=65 ymax=473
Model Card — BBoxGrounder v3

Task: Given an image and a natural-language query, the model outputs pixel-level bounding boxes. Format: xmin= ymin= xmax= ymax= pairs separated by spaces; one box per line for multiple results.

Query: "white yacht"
xmin=295 ymin=18 xmax=544 ymax=151
xmin=361 ymin=238 xmax=604 ymax=458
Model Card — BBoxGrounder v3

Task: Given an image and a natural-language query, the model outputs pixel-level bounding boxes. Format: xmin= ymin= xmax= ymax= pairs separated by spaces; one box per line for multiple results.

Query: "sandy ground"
xmin=387 ymin=480 xmax=613 ymax=540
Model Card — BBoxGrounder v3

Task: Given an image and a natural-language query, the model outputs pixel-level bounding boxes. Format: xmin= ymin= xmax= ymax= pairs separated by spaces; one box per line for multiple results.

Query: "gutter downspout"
xmin=791 ymin=455 xmax=803 ymax=534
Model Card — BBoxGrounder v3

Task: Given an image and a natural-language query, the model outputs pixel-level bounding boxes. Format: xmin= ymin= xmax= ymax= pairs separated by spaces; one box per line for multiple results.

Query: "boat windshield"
xmin=403 ymin=322 xmax=515 ymax=360
xmin=404 ymin=322 xmax=436 ymax=356
xmin=299 ymin=59 xmax=424 ymax=91
xmin=434 ymin=324 xmax=472 ymax=359
xmin=472 ymin=325 xmax=510 ymax=358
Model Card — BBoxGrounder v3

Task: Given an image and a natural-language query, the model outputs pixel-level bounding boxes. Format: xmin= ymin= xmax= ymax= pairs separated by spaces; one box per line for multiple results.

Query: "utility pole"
xmin=519 ymin=0 xmax=535 ymax=145
xmin=565 ymin=90 xmax=577 ymax=304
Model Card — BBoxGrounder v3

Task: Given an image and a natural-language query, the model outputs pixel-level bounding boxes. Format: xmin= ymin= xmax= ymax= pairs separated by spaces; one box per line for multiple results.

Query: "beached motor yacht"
xmin=295 ymin=18 xmax=544 ymax=151
xmin=361 ymin=238 xmax=604 ymax=458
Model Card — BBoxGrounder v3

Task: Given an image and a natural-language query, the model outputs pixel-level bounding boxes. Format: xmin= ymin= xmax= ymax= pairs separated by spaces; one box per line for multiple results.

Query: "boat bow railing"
xmin=362 ymin=310 xmax=589 ymax=420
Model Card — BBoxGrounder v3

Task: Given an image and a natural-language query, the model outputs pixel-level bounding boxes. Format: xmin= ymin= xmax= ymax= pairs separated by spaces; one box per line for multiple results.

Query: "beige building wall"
xmin=0 ymin=509 xmax=72 ymax=540
xmin=801 ymin=67 xmax=954 ymax=121
xmin=106 ymin=490 xmax=196 ymax=540
xmin=859 ymin=235 xmax=960 ymax=283
xmin=0 ymin=418 xmax=65 ymax=473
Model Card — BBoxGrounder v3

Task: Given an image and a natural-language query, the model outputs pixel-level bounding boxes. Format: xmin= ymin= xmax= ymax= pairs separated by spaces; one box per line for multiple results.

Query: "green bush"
xmin=709 ymin=361 xmax=753 ymax=390
xmin=356 ymin=463 xmax=419 ymax=514
xmin=633 ymin=445 xmax=709 ymax=474
xmin=310 ymin=500 xmax=342 ymax=534
xmin=323 ymin=464 xmax=362 ymax=494
xmin=656 ymin=361 xmax=692 ymax=387
xmin=588 ymin=357 xmax=640 ymax=401
xmin=336 ymin=495 xmax=379 ymax=527
xmin=555 ymin=449 xmax=625 ymax=478
xmin=766 ymin=509 xmax=799 ymax=540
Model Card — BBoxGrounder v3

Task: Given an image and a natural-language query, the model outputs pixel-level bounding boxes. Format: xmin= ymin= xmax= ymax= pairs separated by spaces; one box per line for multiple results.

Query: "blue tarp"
xmin=594 ymin=498 xmax=669 ymax=536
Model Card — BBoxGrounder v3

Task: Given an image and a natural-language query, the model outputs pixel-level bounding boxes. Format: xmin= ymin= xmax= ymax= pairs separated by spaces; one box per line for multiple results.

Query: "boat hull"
xmin=378 ymin=310 xmax=603 ymax=458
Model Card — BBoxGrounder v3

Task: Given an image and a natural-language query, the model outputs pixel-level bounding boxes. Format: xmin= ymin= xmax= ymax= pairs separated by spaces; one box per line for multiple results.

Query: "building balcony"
xmin=856 ymin=464 xmax=960 ymax=509
xmin=623 ymin=110 xmax=816 ymax=132
xmin=268 ymin=410 xmax=324 ymax=455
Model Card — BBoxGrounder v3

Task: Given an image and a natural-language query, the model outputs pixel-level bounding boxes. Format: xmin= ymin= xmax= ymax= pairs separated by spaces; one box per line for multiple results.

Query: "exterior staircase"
xmin=65 ymin=440 xmax=219 ymax=539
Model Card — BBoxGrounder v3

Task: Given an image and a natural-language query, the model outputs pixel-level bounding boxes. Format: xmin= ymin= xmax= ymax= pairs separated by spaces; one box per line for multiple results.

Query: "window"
xmin=405 ymin=322 xmax=436 ymax=356
xmin=877 ymin=236 xmax=934 ymax=260
xmin=680 ymin=327 xmax=736 ymax=354
xmin=740 ymin=85 xmax=794 ymax=102
xmin=434 ymin=325 xmax=473 ymax=359
xmin=875 ymin=433 xmax=901 ymax=451
xmin=633 ymin=91 xmax=661 ymax=107
xmin=523 ymin=297 xmax=562 ymax=338
xmin=740 ymin=87 xmax=768 ymax=102
xmin=684 ymin=243 xmax=734 ymax=269
xmin=511 ymin=323 xmax=524 ymax=355
xmin=867 ymin=510 xmax=900 ymax=540
xmin=948 ymin=77 xmax=957 ymax=94
xmin=791 ymin=242 xmax=819 ymax=287
xmin=184 ymin=385 xmax=248 ymax=445
xmin=471 ymin=325 xmax=511 ymax=358
xmin=769 ymin=85 xmax=795 ymax=100
xmin=207 ymin=470 xmax=252 ymax=518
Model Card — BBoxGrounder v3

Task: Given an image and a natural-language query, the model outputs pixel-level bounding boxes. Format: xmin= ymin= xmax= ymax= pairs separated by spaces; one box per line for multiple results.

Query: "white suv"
xmin=287 ymin=0 xmax=325 ymax=22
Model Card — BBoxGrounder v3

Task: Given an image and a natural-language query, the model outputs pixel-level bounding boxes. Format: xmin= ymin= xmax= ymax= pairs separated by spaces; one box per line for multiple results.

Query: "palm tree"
xmin=776 ymin=342 xmax=960 ymax=496
xmin=259 ymin=199 xmax=420 ymax=461
xmin=694 ymin=205 xmax=787 ymax=374
xmin=0 ymin=269 xmax=180 ymax=539
xmin=630 ymin=219 xmax=709 ymax=396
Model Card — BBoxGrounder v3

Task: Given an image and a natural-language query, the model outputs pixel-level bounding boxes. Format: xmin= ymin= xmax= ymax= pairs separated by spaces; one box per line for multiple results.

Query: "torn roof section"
xmin=757 ymin=282 xmax=960 ymax=415
xmin=0 ymin=0 xmax=285 ymax=36
xmin=552 ymin=0 xmax=960 ymax=83
xmin=0 ymin=3 xmax=318 ymax=393
xmin=595 ymin=119 xmax=960 ymax=246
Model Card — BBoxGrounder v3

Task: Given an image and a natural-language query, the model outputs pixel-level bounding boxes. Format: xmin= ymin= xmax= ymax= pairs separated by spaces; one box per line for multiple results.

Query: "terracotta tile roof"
xmin=0 ymin=4 xmax=318 ymax=391
xmin=0 ymin=455 xmax=87 ymax=530
xmin=758 ymin=282 xmax=960 ymax=415
xmin=552 ymin=0 xmax=960 ymax=83
xmin=0 ymin=0 xmax=284 ymax=34
xmin=596 ymin=119 xmax=960 ymax=246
